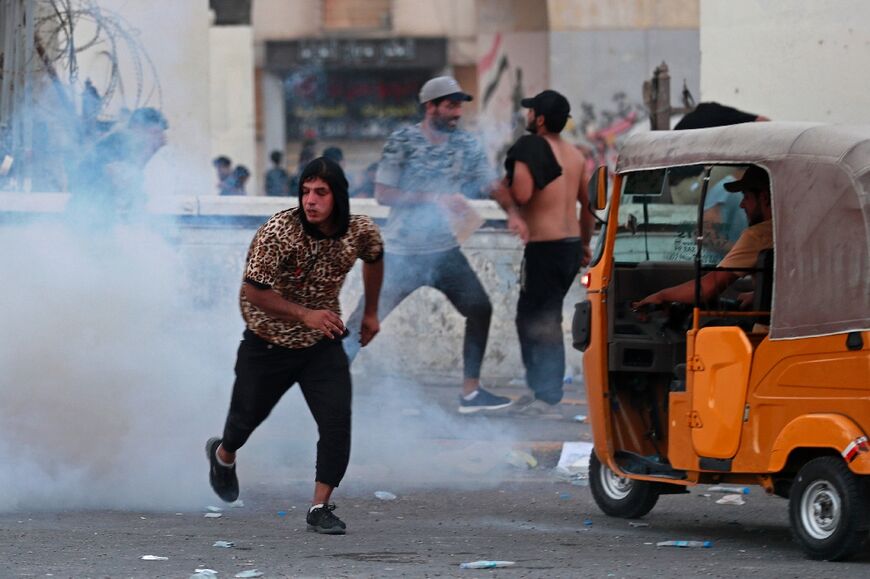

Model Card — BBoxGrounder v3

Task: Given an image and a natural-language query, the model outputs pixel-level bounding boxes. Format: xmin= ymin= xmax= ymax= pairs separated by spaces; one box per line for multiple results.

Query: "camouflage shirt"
xmin=241 ymin=208 xmax=384 ymax=349
xmin=376 ymin=123 xmax=495 ymax=254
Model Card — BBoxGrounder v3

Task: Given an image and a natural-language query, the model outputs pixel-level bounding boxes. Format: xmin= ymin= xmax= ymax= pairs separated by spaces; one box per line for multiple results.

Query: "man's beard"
xmin=525 ymin=118 xmax=538 ymax=134
xmin=432 ymin=115 xmax=457 ymax=132
xmin=747 ymin=209 xmax=765 ymax=226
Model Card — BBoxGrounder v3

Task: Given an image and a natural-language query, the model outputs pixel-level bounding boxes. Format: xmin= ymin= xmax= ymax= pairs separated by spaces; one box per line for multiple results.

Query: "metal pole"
xmin=0 ymin=0 xmax=18 ymax=137
xmin=22 ymin=0 xmax=33 ymax=192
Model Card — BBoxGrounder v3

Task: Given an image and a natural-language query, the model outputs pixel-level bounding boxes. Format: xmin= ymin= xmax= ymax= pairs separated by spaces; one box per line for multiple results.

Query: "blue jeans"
xmin=344 ymin=248 xmax=492 ymax=379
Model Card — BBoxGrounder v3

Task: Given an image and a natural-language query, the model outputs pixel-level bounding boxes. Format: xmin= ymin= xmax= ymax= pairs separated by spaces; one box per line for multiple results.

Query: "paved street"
xmin=2 ymin=379 xmax=868 ymax=578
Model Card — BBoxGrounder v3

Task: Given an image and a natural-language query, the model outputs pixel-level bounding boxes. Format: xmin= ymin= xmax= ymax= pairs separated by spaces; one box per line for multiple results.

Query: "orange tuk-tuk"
xmin=573 ymin=122 xmax=870 ymax=560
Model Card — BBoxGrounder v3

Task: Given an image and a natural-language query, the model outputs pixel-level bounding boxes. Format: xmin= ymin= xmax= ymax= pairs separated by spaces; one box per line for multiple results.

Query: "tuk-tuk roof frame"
xmin=614 ymin=122 xmax=870 ymax=340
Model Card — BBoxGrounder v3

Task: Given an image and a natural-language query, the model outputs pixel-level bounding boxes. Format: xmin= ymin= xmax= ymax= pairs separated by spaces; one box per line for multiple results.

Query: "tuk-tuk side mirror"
xmin=588 ymin=165 xmax=609 ymax=211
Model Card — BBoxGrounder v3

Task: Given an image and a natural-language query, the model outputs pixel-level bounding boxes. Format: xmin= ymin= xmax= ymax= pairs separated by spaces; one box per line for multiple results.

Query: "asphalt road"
xmin=3 ymin=380 xmax=868 ymax=578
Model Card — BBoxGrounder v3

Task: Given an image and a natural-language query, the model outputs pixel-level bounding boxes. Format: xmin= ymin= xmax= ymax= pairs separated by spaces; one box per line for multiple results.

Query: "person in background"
xmin=492 ymin=90 xmax=594 ymax=415
xmin=68 ymin=107 xmax=168 ymax=224
xmin=213 ymin=156 xmax=233 ymax=196
xmin=323 ymin=146 xmax=344 ymax=167
xmin=351 ymin=162 xmax=378 ymax=199
xmin=634 ymin=165 xmax=772 ymax=309
xmin=265 ymin=150 xmax=290 ymax=197
xmin=223 ymin=165 xmax=250 ymax=196
xmin=344 ymin=75 xmax=510 ymax=415
xmin=206 ymin=157 xmax=384 ymax=535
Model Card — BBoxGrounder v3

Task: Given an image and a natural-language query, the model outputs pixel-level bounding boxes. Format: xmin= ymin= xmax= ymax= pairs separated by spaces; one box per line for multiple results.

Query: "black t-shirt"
xmin=504 ymin=134 xmax=562 ymax=191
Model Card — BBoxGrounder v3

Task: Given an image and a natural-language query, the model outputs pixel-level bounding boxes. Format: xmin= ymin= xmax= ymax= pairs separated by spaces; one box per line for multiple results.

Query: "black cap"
xmin=521 ymin=90 xmax=571 ymax=120
xmin=724 ymin=165 xmax=769 ymax=193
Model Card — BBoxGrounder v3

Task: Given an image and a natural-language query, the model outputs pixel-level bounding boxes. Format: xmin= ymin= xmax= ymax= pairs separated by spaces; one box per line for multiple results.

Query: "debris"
xmin=506 ymin=449 xmax=538 ymax=469
xmin=583 ymin=517 xmax=593 ymax=526
xmin=559 ymin=492 xmax=571 ymax=500
xmin=277 ymin=511 xmax=287 ymax=517
xmin=374 ymin=491 xmax=397 ymax=501
xmin=230 ymin=499 xmax=245 ymax=508
xmin=140 ymin=555 xmax=169 ymax=561
xmin=629 ymin=521 xmax=650 ymax=528
xmin=459 ymin=560 xmax=516 ymax=569
xmin=507 ymin=377 xmax=526 ymax=387
xmin=554 ymin=441 xmax=593 ymax=482
xmin=563 ymin=374 xmax=573 ymax=385
xmin=708 ymin=485 xmax=750 ymax=495
xmin=190 ymin=569 xmax=218 ymax=578
xmin=235 ymin=571 xmax=265 ymax=578
xmin=0 ymin=155 xmax=12 ymax=176
xmin=656 ymin=540 xmax=713 ymax=548
xmin=206 ymin=506 xmax=223 ymax=512
xmin=204 ymin=513 xmax=222 ymax=518
xmin=213 ymin=540 xmax=235 ymax=548
xmin=573 ymin=414 xmax=587 ymax=423
xmin=715 ymin=494 xmax=746 ymax=506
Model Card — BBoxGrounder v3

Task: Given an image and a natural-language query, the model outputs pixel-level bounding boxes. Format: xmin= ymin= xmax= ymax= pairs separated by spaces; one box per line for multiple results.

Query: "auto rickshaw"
xmin=572 ymin=122 xmax=870 ymax=561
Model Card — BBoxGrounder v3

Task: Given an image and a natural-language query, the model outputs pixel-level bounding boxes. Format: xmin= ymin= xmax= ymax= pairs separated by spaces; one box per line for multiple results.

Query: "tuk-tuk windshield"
xmin=614 ymin=165 xmax=748 ymax=265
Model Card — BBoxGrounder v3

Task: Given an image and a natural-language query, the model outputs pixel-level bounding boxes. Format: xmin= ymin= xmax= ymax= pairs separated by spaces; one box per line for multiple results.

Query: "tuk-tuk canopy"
xmin=615 ymin=122 xmax=870 ymax=340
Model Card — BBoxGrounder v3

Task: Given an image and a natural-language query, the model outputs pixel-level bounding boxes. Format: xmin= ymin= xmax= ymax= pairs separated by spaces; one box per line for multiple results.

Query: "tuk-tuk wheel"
xmin=589 ymin=453 xmax=659 ymax=518
xmin=788 ymin=456 xmax=869 ymax=561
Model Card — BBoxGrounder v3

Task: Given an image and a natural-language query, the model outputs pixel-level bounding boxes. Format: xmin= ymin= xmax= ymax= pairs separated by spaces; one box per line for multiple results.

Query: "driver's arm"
xmin=634 ymin=270 xmax=739 ymax=308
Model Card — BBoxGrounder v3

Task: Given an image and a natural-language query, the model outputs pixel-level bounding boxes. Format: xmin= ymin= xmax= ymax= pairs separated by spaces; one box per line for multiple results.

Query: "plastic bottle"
xmin=656 ymin=540 xmax=713 ymax=548
xmin=459 ymin=561 xmax=515 ymax=569
xmin=707 ymin=485 xmax=750 ymax=495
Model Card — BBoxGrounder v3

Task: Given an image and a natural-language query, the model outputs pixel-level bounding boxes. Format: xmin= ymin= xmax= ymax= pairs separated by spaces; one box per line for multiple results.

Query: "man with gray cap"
xmin=493 ymin=90 xmax=594 ymax=414
xmin=344 ymin=75 xmax=511 ymax=414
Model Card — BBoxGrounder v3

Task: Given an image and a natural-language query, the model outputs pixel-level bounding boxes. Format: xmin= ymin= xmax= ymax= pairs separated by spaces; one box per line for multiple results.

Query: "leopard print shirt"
xmin=240 ymin=208 xmax=384 ymax=349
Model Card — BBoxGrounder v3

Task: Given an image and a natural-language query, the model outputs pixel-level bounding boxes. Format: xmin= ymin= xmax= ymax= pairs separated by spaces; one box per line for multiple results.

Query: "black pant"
xmin=221 ymin=330 xmax=352 ymax=488
xmin=344 ymin=248 xmax=492 ymax=379
xmin=516 ymin=239 xmax=583 ymax=404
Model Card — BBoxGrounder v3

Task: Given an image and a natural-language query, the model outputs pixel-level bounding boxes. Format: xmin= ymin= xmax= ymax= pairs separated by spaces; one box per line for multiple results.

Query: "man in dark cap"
xmin=493 ymin=89 xmax=595 ymax=415
xmin=634 ymin=164 xmax=772 ymax=308
xmin=206 ymin=157 xmax=384 ymax=535
xmin=343 ymin=75 xmax=512 ymax=414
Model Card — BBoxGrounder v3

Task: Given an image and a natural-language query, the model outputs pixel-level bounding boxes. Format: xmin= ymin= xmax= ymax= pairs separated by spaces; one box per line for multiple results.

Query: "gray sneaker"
xmin=512 ymin=396 xmax=562 ymax=417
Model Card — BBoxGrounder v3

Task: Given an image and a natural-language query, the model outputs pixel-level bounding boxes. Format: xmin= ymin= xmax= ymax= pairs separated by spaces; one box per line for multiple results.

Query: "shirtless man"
xmin=493 ymin=90 xmax=595 ymax=413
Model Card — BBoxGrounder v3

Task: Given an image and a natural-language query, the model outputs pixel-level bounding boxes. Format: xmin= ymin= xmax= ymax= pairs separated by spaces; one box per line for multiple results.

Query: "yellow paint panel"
xmin=691 ymin=327 xmax=752 ymax=459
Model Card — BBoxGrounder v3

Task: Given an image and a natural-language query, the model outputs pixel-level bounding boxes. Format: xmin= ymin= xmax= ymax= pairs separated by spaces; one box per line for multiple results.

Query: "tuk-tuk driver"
xmin=634 ymin=165 xmax=772 ymax=309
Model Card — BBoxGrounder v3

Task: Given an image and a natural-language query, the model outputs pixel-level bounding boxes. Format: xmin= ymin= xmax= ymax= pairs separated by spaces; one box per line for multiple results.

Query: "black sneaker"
xmin=306 ymin=503 xmax=347 ymax=535
xmin=458 ymin=387 xmax=513 ymax=414
xmin=205 ymin=437 xmax=239 ymax=503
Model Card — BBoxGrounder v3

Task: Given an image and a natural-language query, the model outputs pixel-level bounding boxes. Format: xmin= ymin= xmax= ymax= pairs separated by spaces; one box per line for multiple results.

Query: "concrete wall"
xmin=548 ymin=0 xmax=699 ymax=30
xmin=185 ymin=219 xmax=586 ymax=384
xmin=210 ymin=26 xmax=257 ymax=192
xmin=393 ymin=0 xmax=477 ymax=37
xmin=700 ymin=0 xmax=870 ymax=122
xmin=477 ymin=31 xmax=550 ymax=160
xmin=74 ymin=0 xmax=212 ymax=197
xmin=252 ymin=0 xmax=321 ymax=42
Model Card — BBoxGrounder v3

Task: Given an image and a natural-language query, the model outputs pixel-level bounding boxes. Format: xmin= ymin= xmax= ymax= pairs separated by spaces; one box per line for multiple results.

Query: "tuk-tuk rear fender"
xmin=769 ymin=414 xmax=870 ymax=475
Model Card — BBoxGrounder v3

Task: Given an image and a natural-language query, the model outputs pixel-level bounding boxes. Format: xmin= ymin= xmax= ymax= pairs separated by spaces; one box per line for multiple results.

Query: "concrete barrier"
xmin=0 ymin=193 xmax=588 ymax=384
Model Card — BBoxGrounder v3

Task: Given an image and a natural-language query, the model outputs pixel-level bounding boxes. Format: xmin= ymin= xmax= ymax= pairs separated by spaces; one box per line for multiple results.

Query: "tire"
xmin=788 ymin=456 xmax=870 ymax=561
xmin=589 ymin=453 xmax=659 ymax=518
